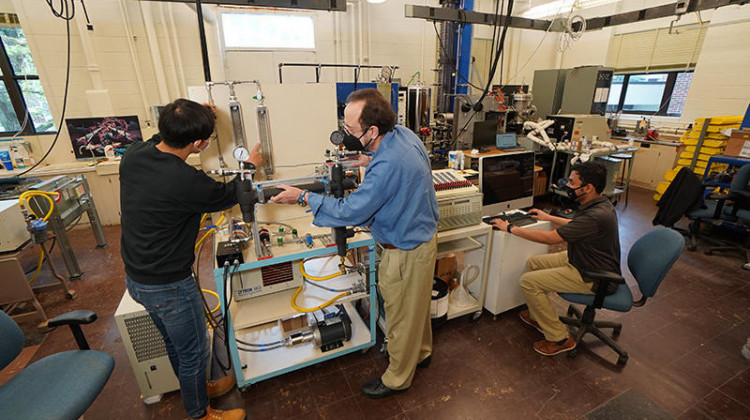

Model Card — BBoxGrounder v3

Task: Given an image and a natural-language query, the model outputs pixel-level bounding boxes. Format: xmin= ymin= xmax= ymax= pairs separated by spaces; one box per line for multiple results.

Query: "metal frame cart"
xmin=213 ymin=212 xmax=376 ymax=390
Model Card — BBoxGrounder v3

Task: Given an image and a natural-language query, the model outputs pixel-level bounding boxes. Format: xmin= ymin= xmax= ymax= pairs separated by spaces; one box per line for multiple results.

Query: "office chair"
xmin=558 ymin=228 xmax=684 ymax=364
xmin=0 ymin=309 xmax=114 ymax=420
xmin=688 ymin=164 xmax=750 ymax=270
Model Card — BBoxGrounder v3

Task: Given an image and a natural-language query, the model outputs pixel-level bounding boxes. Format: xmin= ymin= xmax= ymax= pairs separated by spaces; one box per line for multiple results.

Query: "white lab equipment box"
xmin=0 ymin=200 xmax=29 ymax=253
xmin=115 ymin=291 xmax=179 ymax=404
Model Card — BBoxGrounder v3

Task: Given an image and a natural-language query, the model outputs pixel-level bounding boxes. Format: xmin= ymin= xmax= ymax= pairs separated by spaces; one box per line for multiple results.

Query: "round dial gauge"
xmin=330 ymin=130 xmax=345 ymax=145
xmin=233 ymin=146 xmax=250 ymax=162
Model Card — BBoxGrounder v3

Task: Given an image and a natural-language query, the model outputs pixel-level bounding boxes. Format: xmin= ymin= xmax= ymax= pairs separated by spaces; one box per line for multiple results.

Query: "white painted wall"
xmin=2 ymin=0 xmax=750 ymax=171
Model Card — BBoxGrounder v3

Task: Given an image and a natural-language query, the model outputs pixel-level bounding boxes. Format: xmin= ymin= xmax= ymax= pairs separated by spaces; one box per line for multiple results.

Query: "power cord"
xmin=19 ymin=1 xmax=75 ymax=176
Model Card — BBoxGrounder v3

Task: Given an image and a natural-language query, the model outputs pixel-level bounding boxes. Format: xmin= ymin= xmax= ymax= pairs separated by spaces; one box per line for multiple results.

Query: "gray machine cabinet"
xmin=532 ymin=69 xmax=568 ymax=120
xmin=533 ymin=66 xmax=614 ymax=119
xmin=560 ymin=66 xmax=613 ymax=116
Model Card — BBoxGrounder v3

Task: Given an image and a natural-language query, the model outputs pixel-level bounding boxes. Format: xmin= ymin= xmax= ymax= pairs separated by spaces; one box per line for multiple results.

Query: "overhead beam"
xmin=586 ymin=0 xmax=749 ymax=30
xmin=406 ymin=0 xmax=750 ymax=31
xmin=140 ymin=0 xmax=346 ymax=12
xmin=405 ymin=5 xmax=550 ymax=30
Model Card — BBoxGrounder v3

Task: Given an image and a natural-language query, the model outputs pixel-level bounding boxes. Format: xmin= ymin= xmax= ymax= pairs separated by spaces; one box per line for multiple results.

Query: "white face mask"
xmin=194 ymin=139 xmax=210 ymax=153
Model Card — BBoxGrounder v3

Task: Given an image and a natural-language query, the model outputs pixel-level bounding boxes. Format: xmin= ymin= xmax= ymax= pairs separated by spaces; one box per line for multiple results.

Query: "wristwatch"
xmin=297 ymin=190 xmax=308 ymax=206
xmin=507 ymin=223 xmax=514 ymax=234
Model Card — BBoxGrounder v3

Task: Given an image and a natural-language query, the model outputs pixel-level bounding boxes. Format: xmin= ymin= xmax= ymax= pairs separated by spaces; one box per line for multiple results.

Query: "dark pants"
xmin=126 ymin=275 xmax=209 ymax=418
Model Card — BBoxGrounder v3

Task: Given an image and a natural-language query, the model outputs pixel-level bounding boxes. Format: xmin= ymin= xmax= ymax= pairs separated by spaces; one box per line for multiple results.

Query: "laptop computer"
xmin=496 ymin=133 xmax=524 ymax=151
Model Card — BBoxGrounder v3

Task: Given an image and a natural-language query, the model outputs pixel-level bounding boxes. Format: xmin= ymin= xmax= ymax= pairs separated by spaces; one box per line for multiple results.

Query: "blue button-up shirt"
xmin=306 ymin=125 xmax=439 ymax=250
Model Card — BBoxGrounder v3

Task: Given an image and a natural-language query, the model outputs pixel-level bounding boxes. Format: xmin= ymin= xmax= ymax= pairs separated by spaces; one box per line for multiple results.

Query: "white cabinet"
xmin=470 ymin=220 xmax=551 ymax=316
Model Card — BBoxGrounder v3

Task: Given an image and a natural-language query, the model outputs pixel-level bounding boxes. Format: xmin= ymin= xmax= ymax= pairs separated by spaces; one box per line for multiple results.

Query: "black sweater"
xmin=120 ymin=135 xmax=237 ymax=285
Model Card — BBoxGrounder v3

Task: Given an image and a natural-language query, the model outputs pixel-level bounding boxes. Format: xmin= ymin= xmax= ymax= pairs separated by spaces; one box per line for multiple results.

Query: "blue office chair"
xmin=558 ymin=228 xmax=684 ymax=364
xmin=689 ymin=164 xmax=750 ymax=269
xmin=0 ymin=309 xmax=114 ymax=419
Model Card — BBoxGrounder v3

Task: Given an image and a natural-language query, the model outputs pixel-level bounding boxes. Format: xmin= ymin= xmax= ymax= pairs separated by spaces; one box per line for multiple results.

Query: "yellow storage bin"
xmin=686 ymin=129 xmax=731 ymax=138
xmin=656 ymin=181 xmax=671 ymax=196
xmin=678 ymin=158 xmax=708 ymax=168
xmin=664 ymin=168 xmax=680 ymax=182
xmin=681 ymin=138 xmax=728 ymax=147
xmin=680 ymin=151 xmax=711 ymax=161
xmin=684 ymin=146 xmax=723 ymax=155
xmin=694 ymin=116 xmax=743 ymax=125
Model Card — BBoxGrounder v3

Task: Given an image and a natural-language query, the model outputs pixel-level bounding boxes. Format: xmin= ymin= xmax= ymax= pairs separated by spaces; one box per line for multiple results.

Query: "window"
xmin=606 ymin=70 xmax=693 ymax=117
xmin=221 ymin=11 xmax=315 ymax=50
xmin=0 ymin=14 xmax=55 ymax=135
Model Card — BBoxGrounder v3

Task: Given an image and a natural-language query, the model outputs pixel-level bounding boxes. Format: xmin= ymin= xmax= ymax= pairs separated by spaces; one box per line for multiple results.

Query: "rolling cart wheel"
xmin=567 ymin=348 xmax=578 ymax=358
xmin=613 ymin=326 xmax=622 ymax=337
xmin=65 ymin=290 xmax=77 ymax=300
xmin=705 ymin=249 xmax=713 ymax=255
xmin=617 ymin=354 xmax=629 ymax=365
xmin=687 ymin=244 xmax=697 ymax=252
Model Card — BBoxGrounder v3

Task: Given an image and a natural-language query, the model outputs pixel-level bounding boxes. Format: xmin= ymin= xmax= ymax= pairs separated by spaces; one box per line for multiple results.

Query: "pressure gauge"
xmin=330 ymin=130 xmax=344 ymax=145
xmin=233 ymin=145 xmax=250 ymax=162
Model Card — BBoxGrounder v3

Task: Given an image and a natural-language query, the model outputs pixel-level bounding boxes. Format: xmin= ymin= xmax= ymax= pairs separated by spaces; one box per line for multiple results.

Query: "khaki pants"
xmin=378 ymin=235 xmax=437 ymax=390
xmin=519 ymin=251 xmax=593 ymax=342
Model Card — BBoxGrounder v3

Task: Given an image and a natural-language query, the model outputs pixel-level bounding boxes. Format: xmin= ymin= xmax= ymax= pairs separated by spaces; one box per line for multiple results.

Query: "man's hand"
xmin=490 ymin=218 xmax=510 ymax=232
xmin=527 ymin=208 xmax=551 ymax=222
xmin=270 ymin=184 xmax=302 ymax=205
xmin=356 ymin=154 xmax=373 ymax=168
xmin=203 ymin=103 xmax=217 ymax=118
xmin=247 ymin=143 xmax=262 ymax=167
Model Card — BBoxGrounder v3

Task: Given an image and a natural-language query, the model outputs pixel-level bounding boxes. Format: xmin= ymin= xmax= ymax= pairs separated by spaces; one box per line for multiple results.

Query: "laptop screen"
xmin=496 ymin=133 xmax=517 ymax=149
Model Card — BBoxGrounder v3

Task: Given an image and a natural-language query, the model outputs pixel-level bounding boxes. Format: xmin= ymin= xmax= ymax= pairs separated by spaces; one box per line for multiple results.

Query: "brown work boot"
xmin=194 ymin=406 xmax=246 ymax=420
xmin=519 ymin=310 xmax=543 ymax=334
xmin=207 ymin=375 xmax=236 ymax=399
xmin=533 ymin=336 xmax=576 ymax=356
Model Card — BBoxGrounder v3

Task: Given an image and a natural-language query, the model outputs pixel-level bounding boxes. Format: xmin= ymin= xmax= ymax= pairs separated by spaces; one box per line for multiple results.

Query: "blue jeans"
xmin=126 ymin=275 xmax=209 ymax=419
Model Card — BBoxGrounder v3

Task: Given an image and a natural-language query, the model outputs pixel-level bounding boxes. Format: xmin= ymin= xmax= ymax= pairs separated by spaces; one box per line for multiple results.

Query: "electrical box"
xmin=233 ymin=260 xmax=304 ymax=301
xmin=0 ymin=200 xmax=28 ymax=253
xmin=115 ymin=291 xmax=179 ymax=404
xmin=549 ymin=114 xmax=611 ymax=143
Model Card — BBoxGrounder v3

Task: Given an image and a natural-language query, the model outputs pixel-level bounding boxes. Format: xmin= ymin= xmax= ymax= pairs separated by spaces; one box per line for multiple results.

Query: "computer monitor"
xmin=479 ymin=151 xmax=535 ymax=216
xmin=472 ymin=120 xmax=498 ymax=152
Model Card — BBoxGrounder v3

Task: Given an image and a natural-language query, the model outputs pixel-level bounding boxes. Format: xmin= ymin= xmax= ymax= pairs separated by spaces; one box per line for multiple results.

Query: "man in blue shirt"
xmin=272 ymin=88 xmax=439 ymax=399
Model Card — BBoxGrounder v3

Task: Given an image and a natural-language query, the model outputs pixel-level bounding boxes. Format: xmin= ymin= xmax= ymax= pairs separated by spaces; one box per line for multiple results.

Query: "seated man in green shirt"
xmin=490 ymin=161 xmax=621 ymax=356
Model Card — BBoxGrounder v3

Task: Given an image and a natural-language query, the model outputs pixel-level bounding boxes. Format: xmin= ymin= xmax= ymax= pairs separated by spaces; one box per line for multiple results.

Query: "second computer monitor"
xmin=479 ymin=151 xmax=535 ymax=217
xmin=472 ymin=120 xmax=498 ymax=152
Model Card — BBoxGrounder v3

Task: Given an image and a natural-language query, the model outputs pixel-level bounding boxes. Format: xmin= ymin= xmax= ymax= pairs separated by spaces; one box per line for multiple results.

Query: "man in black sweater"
xmin=120 ymin=98 xmax=260 ymax=420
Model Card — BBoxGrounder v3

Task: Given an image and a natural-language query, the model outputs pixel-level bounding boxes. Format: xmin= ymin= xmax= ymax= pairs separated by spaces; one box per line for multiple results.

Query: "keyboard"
xmin=483 ymin=211 xmax=537 ymax=227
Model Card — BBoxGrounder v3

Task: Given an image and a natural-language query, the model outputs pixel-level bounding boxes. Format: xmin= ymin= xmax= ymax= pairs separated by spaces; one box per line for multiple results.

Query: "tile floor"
xmin=3 ymin=186 xmax=749 ymax=420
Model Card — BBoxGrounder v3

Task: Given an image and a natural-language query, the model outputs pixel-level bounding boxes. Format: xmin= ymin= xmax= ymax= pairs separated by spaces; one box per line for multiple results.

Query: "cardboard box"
xmin=725 ymin=130 xmax=750 ymax=158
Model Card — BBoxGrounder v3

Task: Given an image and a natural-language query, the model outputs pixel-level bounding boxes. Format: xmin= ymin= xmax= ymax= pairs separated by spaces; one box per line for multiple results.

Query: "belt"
xmin=380 ymin=243 xmax=399 ymax=250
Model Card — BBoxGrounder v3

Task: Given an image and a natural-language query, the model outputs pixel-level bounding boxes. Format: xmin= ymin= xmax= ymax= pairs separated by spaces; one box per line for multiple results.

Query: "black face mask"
xmin=558 ymin=182 xmax=586 ymax=201
xmin=337 ymin=126 xmax=374 ymax=152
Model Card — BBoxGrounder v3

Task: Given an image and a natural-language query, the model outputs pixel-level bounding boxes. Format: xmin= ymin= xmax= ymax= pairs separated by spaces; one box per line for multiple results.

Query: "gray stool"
xmin=612 ymin=153 xmax=633 ymax=207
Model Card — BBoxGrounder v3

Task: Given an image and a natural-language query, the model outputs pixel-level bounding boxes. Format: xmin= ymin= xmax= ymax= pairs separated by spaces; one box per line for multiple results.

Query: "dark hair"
xmin=345 ymin=88 xmax=396 ymax=135
xmin=571 ymin=161 xmax=607 ymax=193
xmin=158 ymin=98 xmax=215 ymax=148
